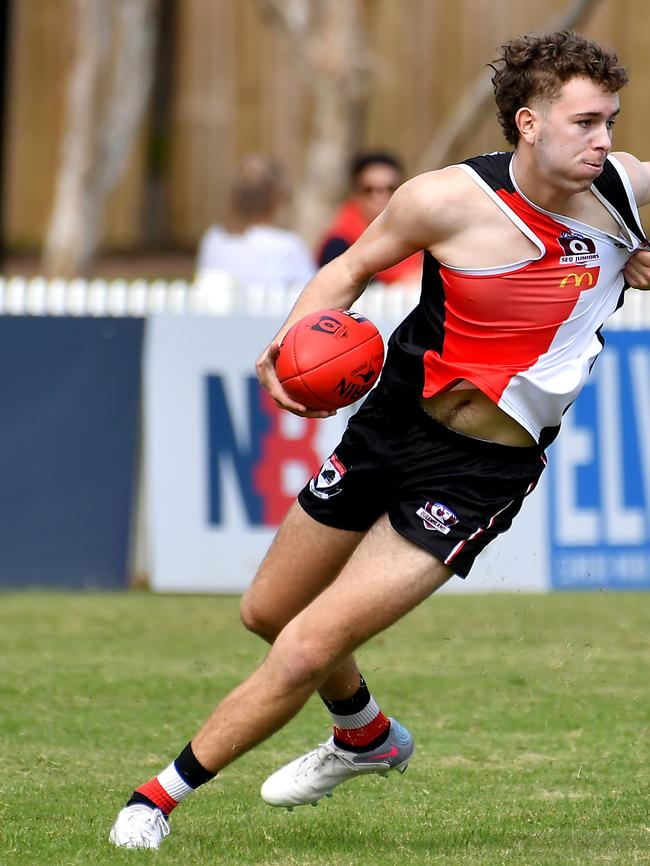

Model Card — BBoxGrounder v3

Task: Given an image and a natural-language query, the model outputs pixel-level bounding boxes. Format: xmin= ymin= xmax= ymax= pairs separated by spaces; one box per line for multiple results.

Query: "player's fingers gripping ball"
xmin=275 ymin=309 xmax=385 ymax=411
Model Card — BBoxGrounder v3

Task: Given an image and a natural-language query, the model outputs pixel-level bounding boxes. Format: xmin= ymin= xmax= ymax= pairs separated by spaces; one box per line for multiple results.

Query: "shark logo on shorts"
xmin=416 ymin=501 xmax=459 ymax=534
xmin=309 ymin=453 xmax=347 ymax=500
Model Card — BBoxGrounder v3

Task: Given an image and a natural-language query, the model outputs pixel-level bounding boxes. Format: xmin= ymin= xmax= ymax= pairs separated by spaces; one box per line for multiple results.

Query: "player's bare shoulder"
xmin=385 ymin=166 xmax=479 ymax=250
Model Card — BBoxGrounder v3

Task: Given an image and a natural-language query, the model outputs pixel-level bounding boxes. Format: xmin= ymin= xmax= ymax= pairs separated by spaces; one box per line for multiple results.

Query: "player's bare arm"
xmin=612 ymin=151 xmax=650 ymax=205
xmin=256 ymin=169 xmax=460 ymax=416
xmin=254 ymin=253 xmax=371 ymax=418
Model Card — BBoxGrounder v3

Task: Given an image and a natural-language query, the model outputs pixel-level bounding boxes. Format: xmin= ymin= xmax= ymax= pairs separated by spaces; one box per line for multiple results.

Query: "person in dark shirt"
xmin=318 ymin=151 xmax=423 ymax=285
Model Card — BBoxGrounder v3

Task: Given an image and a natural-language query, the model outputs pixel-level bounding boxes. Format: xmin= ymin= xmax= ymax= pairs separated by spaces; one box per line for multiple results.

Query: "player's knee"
xmin=239 ymin=594 xmax=280 ymax=642
xmin=270 ymin=629 xmax=336 ymax=691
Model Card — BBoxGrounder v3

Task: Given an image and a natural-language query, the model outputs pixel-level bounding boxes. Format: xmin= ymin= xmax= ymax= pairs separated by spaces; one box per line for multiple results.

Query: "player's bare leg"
xmin=110 ymin=514 xmax=451 ymax=847
xmin=240 ymin=501 xmax=366 ymax=700
xmin=111 ymin=505 xmax=365 ymax=849
xmin=192 ymin=513 xmax=452 ymax=769
xmin=240 ymin=502 xmax=414 ymax=804
xmin=242 ymin=503 xmax=414 ymax=807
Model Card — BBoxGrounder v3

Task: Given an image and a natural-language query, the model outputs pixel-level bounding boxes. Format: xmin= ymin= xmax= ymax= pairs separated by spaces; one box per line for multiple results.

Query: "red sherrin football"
xmin=276 ymin=309 xmax=385 ymax=410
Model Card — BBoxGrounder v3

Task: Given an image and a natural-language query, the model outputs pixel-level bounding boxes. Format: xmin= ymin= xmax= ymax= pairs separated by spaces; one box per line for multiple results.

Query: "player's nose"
xmin=592 ymin=123 xmax=612 ymax=151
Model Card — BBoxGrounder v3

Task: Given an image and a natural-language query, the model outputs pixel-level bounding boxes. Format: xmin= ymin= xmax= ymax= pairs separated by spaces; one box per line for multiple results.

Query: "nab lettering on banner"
xmin=206 ymin=375 xmax=323 ymax=527
xmin=145 ymin=315 xmax=354 ymax=592
xmin=549 ymin=331 xmax=650 ymax=589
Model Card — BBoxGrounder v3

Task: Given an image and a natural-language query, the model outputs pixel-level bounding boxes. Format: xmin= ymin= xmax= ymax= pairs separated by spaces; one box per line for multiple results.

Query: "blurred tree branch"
xmin=43 ymin=0 xmax=155 ymax=277
xmin=257 ymin=0 xmax=370 ymax=246
xmin=415 ymin=0 xmax=604 ymax=173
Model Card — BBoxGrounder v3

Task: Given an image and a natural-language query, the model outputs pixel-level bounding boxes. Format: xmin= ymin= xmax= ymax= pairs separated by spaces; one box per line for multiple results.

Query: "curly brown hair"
xmin=491 ymin=31 xmax=629 ymax=147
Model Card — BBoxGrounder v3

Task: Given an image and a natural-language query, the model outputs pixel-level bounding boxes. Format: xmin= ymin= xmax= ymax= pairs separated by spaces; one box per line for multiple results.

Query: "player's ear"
xmin=515 ymin=106 xmax=537 ymax=144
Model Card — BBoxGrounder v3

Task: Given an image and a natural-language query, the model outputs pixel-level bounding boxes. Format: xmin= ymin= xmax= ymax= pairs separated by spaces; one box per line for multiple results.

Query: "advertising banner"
xmin=145 ymin=315 xmax=549 ymax=593
xmin=146 ymin=315 xmax=350 ymax=592
xmin=145 ymin=316 xmax=648 ymax=594
xmin=548 ymin=330 xmax=650 ymax=590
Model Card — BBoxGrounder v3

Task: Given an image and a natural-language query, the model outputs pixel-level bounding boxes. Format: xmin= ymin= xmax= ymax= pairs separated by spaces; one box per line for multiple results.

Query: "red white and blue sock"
xmin=322 ymin=675 xmax=391 ymax=753
xmin=127 ymin=742 xmax=215 ymax=816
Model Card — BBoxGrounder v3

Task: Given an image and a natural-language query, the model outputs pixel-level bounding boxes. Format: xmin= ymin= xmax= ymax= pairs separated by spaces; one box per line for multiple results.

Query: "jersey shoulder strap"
xmin=460 ymin=151 xmax=514 ymax=192
xmin=462 ymin=152 xmax=648 ymax=245
xmin=593 ymin=158 xmax=648 ymax=244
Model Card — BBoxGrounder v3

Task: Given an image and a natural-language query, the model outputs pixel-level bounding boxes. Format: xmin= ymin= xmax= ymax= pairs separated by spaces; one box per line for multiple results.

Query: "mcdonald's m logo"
xmin=559 ymin=271 xmax=596 ymax=290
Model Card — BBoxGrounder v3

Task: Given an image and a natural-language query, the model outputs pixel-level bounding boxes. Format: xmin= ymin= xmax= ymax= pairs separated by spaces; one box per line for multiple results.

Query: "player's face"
xmin=354 ymin=164 xmax=402 ymax=223
xmin=534 ymin=76 xmax=620 ymax=191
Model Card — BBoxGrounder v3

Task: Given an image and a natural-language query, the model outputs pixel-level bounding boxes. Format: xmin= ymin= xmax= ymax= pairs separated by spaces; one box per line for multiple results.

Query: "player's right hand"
xmin=255 ymin=341 xmax=337 ymax=419
xmin=624 ymin=248 xmax=650 ymax=289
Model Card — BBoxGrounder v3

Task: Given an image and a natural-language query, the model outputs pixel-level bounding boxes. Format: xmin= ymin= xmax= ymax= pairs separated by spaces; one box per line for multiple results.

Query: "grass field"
xmin=0 ymin=590 xmax=648 ymax=865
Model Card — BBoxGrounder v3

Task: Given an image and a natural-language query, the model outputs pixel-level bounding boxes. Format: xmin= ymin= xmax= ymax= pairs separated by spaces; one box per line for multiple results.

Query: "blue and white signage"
xmin=144 ymin=316 xmax=649 ymax=593
xmin=549 ymin=331 xmax=650 ymax=589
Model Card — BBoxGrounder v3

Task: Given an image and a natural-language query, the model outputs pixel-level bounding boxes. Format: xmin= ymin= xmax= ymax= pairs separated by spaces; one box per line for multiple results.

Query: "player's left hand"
xmin=624 ymin=248 xmax=650 ymax=289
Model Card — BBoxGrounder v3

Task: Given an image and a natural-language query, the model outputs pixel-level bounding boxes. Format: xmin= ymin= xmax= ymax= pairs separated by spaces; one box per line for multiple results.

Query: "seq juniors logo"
xmin=309 ymin=453 xmax=347 ymax=500
xmin=416 ymin=501 xmax=459 ymax=534
xmin=557 ymin=232 xmax=599 ymax=265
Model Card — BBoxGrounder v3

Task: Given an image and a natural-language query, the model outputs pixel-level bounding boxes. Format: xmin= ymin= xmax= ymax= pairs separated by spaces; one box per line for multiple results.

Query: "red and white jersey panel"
xmin=419 ymin=154 xmax=647 ymax=442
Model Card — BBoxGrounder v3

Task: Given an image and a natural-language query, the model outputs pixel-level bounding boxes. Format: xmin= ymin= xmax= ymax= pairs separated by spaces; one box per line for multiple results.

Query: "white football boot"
xmin=261 ymin=718 xmax=414 ymax=808
xmin=109 ymin=804 xmax=170 ymax=849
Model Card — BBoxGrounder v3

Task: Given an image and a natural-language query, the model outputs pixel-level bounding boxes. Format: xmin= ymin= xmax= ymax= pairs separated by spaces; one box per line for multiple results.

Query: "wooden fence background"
xmin=4 ymin=0 xmax=650 ymax=256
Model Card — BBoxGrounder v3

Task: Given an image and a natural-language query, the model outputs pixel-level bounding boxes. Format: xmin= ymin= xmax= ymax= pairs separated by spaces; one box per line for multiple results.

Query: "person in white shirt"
xmin=196 ymin=154 xmax=316 ymax=289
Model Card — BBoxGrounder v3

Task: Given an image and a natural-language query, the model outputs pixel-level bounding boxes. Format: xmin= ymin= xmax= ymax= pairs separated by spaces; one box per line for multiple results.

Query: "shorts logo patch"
xmin=416 ymin=501 xmax=459 ymax=534
xmin=310 ymin=453 xmax=347 ymax=500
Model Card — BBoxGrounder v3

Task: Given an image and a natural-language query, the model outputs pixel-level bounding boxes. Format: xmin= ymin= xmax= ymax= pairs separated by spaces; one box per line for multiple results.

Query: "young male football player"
xmin=110 ymin=30 xmax=650 ymax=849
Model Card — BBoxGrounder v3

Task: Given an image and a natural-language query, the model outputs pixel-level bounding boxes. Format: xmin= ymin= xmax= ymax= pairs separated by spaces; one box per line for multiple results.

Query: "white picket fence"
xmin=0 ymin=273 xmax=648 ymax=327
xmin=0 ymin=274 xmax=421 ymax=322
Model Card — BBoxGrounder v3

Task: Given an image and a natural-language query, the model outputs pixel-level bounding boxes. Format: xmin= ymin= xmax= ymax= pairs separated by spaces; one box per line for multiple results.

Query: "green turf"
xmin=0 ymin=590 xmax=648 ymax=865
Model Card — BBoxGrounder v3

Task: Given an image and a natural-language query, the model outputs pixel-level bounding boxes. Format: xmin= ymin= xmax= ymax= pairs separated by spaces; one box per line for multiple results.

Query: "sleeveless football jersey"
xmin=381 ymin=152 xmax=648 ymax=447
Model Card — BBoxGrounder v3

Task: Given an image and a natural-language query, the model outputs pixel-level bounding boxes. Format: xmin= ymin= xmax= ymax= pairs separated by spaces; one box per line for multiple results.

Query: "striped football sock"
xmin=127 ymin=742 xmax=215 ymax=816
xmin=322 ymin=675 xmax=391 ymax=753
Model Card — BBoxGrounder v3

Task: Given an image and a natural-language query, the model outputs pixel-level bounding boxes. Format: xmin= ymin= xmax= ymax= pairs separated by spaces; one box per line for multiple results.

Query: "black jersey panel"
xmin=381 ymin=251 xmax=446 ymax=395
xmin=593 ymin=161 xmax=648 ymax=244
xmin=461 ymin=151 xmax=514 ymax=193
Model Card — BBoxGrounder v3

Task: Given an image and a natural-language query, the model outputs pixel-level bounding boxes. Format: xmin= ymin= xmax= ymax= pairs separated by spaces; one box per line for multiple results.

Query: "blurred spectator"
xmin=197 ymin=154 xmax=316 ymax=288
xmin=317 ymin=151 xmax=423 ymax=285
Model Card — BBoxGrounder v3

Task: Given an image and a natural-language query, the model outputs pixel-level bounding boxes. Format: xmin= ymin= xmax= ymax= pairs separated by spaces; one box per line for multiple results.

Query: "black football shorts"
xmin=297 ymin=381 xmax=547 ymax=578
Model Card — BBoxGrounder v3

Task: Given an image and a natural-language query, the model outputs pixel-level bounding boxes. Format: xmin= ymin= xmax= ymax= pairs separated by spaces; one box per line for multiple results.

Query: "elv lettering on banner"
xmin=550 ymin=331 xmax=650 ymax=589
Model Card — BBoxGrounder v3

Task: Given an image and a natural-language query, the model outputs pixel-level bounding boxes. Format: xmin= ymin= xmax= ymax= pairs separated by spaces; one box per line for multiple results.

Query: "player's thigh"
xmin=240 ymin=500 xmax=365 ymax=639
xmin=272 ymin=513 xmax=452 ymax=676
